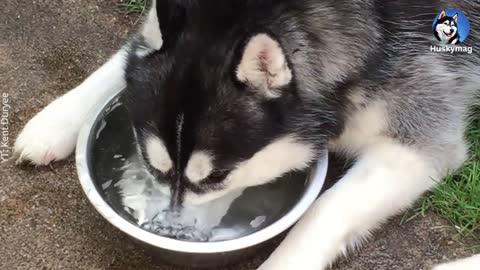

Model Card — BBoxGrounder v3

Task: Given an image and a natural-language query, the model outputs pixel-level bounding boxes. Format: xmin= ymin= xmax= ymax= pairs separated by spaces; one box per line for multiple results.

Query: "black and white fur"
xmin=14 ymin=0 xmax=480 ymax=269
xmin=434 ymin=10 xmax=461 ymax=44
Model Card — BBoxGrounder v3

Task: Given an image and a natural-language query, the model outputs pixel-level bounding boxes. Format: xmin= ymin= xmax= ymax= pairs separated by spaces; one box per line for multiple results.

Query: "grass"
xmin=118 ymin=0 xmax=146 ymax=14
xmin=412 ymin=113 xmax=480 ymax=238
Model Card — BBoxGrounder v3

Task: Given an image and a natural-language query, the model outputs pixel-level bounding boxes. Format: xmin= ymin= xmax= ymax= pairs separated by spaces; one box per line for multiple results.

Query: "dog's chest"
xmin=329 ymin=94 xmax=388 ymax=155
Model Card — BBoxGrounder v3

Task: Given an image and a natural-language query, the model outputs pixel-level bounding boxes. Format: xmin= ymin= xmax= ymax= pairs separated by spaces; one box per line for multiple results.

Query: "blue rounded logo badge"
xmin=432 ymin=8 xmax=470 ymax=45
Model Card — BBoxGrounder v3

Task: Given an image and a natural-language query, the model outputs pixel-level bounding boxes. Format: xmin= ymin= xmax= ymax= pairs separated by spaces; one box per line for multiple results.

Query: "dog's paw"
xmin=14 ymin=97 xmax=83 ymax=166
xmin=432 ymin=255 xmax=480 ymax=270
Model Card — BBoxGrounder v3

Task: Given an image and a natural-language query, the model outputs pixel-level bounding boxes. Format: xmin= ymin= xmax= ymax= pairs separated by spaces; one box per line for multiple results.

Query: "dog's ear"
xmin=141 ymin=0 xmax=186 ymax=52
xmin=236 ymin=34 xmax=292 ymax=99
xmin=452 ymin=13 xmax=459 ymax=22
xmin=439 ymin=10 xmax=446 ymax=20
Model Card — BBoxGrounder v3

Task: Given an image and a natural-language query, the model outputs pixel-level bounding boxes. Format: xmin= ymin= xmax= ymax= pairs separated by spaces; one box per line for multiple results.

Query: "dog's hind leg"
xmin=258 ymin=139 xmax=467 ymax=270
xmin=14 ymin=1 xmax=162 ymax=165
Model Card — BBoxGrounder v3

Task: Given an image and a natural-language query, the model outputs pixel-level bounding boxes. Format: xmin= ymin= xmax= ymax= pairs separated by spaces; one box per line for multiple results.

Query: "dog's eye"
xmin=208 ymin=170 xmax=228 ymax=183
xmin=145 ymin=158 xmax=169 ymax=177
xmin=186 ymin=170 xmax=228 ymax=194
xmin=444 ymin=22 xmax=448 ymax=25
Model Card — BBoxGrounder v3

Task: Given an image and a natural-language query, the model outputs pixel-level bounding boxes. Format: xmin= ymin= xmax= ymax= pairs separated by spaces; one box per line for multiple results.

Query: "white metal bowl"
xmin=75 ymin=90 xmax=328 ymax=268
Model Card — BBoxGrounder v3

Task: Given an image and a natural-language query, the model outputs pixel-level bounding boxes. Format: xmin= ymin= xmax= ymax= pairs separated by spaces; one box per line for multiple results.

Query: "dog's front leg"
xmin=258 ymin=140 xmax=461 ymax=270
xmin=14 ymin=1 xmax=162 ymax=165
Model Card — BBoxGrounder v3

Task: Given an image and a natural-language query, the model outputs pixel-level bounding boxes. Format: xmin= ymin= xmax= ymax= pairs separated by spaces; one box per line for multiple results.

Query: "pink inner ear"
xmin=236 ymin=33 xmax=292 ymax=96
xmin=257 ymin=49 xmax=271 ymax=73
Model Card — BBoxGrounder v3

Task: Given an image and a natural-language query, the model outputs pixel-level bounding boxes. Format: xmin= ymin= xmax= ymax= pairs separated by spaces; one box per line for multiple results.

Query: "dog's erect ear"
xmin=236 ymin=34 xmax=292 ymax=99
xmin=439 ymin=10 xmax=446 ymax=20
xmin=452 ymin=13 xmax=459 ymax=22
xmin=141 ymin=0 xmax=186 ymax=52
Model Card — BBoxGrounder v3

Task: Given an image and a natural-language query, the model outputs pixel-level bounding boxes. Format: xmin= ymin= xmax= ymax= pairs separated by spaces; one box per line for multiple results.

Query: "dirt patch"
xmin=1 ymin=1 xmax=478 ymax=269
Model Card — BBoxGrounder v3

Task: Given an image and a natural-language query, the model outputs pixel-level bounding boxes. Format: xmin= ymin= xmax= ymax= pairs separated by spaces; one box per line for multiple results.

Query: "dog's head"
xmin=435 ymin=10 xmax=459 ymax=43
xmin=124 ymin=0 xmax=333 ymax=207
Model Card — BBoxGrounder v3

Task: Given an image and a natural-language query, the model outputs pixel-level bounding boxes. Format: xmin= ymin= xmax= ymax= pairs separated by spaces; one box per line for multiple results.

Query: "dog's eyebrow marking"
xmin=185 ymin=151 xmax=214 ymax=184
xmin=145 ymin=135 xmax=173 ymax=173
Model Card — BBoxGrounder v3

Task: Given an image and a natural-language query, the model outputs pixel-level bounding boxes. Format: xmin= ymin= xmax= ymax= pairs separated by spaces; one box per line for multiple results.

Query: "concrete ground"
xmin=1 ymin=1 xmax=478 ymax=269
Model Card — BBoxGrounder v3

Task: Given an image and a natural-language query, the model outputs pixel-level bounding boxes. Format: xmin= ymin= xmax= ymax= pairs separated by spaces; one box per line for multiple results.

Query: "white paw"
xmin=433 ymin=266 xmax=450 ymax=270
xmin=14 ymin=96 xmax=84 ymax=165
xmin=432 ymin=255 xmax=480 ymax=270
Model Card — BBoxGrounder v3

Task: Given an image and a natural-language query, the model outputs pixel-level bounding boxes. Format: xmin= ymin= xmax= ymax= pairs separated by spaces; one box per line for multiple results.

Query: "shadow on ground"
xmin=0 ymin=1 xmax=478 ymax=269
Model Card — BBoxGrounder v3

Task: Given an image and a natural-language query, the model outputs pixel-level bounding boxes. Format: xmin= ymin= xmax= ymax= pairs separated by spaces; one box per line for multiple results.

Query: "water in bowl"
xmin=90 ymin=95 xmax=309 ymax=242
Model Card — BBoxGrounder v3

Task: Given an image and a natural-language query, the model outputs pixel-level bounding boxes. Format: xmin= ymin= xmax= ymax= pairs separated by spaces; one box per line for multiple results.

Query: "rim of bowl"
xmin=76 ymin=89 xmax=328 ymax=254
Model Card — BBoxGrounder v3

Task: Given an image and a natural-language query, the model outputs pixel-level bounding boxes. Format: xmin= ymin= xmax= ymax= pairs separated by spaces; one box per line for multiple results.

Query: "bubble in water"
xmin=250 ymin=216 xmax=266 ymax=228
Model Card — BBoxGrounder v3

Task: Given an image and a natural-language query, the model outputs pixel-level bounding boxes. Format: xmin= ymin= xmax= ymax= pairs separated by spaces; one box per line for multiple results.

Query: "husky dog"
xmin=14 ymin=0 xmax=480 ymax=269
xmin=434 ymin=10 xmax=461 ymax=44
